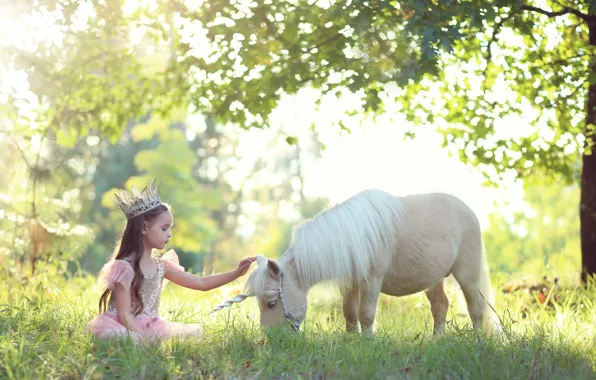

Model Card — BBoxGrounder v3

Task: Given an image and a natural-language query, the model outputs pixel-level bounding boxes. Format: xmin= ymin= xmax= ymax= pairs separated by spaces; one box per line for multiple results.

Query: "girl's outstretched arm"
xmin=113 ymin=283 xmax=146 ymax=337
xmin=164 ymin=257 xmax=256 ymax=291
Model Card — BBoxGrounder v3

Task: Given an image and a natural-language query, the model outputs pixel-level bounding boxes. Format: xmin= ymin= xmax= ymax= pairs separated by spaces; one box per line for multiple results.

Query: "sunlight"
xmin=0 ymin=3 xmax=28 ymax=49
xmin=6 ymin=5 xmax=65 ymax=51
xmin=221 ymin=84 xmax=529 ymax=232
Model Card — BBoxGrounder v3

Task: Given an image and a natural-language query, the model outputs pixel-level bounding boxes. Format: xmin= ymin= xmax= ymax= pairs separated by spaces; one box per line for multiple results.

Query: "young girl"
xmin=85 ymin=180 xmax=255 ymax=344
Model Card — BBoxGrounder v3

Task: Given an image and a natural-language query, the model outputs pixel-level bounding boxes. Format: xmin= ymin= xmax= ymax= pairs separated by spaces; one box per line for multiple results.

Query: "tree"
xmin=0 ymin=0 xmax=190 ymax=276
xmin=5 ymin=1 xmax=596 ymax=280
xmin=1 ymin=0 xmax=174 ymax=140
xmin=0 ymin=127 xmax=95 ymax=278
xmin=167 ymin=0 xmax=596 ymax=282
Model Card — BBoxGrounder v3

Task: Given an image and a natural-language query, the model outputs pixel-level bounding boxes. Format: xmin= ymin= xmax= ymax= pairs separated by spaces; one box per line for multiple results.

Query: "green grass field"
xmin=1 ymin=272 xmax=595 ymax=379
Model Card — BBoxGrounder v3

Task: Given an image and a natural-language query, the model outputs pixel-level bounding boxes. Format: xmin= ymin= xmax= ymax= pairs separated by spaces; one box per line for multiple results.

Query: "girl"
xmin=85 ymin=180 xmax=256 ymax=344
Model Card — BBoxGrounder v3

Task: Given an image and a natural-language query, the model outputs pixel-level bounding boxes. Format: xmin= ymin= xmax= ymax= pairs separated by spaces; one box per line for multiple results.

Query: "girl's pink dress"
xmin=85 ymin=250 xmax=202 ymax=344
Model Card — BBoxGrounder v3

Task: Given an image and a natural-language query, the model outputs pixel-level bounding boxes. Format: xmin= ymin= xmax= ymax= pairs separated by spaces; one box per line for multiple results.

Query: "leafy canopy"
xmin=174 ymin=0 xmax=594 ymax=185
xmin=4 ymin=0 xmax=595 ymax=186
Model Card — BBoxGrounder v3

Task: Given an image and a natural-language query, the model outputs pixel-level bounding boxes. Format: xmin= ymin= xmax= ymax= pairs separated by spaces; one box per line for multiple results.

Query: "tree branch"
xmin=484 ymin=12 xmax=517 ymax=77
xmin=14 ymin=139 xmax=31 ymax=169
xmin=481 ymin=11 xmax=519 ymax=108
xmin=307 ymin=33 xmax=343 ymax=53
xmin=30 ymin=128 xmax=49 ymax=219
xmin=521 ymin=5 xmax=589 ymax=21
xmin=552 ymin=79 xmax=587 ymax=105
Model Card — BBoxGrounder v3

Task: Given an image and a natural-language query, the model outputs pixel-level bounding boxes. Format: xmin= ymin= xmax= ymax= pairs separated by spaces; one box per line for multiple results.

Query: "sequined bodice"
xmin=107 ymin=258 xmax=165 ymax=318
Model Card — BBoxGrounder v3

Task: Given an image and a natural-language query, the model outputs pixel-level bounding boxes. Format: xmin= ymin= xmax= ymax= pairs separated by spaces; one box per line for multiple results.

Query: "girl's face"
xmin=143 ymin=210 xmax=173 ymax=251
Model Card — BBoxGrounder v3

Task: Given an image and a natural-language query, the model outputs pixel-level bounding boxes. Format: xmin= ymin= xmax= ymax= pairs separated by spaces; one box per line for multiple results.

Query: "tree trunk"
xmin=580 ymin=17 xmax=596 ymax=284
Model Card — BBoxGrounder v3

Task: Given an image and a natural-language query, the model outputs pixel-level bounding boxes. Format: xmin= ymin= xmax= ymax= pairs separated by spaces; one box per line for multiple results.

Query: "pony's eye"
xmin=267 ymin=300 xmax=277 ymax=308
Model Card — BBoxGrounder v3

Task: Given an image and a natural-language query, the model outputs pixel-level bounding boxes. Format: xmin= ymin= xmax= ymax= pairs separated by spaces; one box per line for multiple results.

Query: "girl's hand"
xmin=235 ymin=257 xmax=256 ymax=277
xmin=165 ymin=256 xmax=256 ymax=291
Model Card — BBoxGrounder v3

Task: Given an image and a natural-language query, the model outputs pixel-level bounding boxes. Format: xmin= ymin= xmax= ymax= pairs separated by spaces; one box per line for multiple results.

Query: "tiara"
xmin=111 ymin=179 xmax=163 ymax=219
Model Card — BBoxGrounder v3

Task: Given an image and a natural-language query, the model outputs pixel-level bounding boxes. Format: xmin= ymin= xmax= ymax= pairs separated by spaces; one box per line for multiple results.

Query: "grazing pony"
xmin=211 ymin=189 xmax=501 ymax=335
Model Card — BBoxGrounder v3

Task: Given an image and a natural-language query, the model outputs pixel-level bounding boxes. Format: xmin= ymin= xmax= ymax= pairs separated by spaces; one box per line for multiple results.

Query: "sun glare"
xmin=0 ymin=0 xmax=530 ymax=233
xmin=0 ymin=3 xmax=28 ymax=50
xmin=225 ymin=85 xmax=527 ymax=232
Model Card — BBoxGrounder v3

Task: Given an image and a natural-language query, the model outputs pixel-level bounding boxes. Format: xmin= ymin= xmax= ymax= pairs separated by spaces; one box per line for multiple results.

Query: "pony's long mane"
xmin=289 ymin=189 xmax=405 ymax=289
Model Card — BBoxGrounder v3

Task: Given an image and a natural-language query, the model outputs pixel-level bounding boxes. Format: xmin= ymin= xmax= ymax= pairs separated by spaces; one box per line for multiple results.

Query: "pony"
xmin=211 ymin=189 xmax=502 ymax=336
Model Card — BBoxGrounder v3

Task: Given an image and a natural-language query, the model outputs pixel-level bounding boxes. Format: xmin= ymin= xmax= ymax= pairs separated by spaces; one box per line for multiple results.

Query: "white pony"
xmin=212 ymin=189 xmax=502 ymax=335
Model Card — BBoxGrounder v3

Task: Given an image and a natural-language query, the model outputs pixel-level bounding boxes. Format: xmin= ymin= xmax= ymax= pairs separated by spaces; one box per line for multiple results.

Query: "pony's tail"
xmin=477 ymin=248 xmax=503 ymax=336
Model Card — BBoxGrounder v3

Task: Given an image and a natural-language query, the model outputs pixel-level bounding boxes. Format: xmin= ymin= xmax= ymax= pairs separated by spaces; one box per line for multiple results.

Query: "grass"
xmin=1 ymin=272 xmax=595 ymax=379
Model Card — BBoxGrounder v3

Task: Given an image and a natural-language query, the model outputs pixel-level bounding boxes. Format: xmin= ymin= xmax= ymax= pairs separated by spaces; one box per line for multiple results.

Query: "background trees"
xmin=1 ymin=0 xmax=590 ymax=281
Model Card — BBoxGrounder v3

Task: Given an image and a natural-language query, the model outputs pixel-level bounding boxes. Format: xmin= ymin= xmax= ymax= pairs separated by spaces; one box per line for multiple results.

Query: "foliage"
xmin=484 ymin=180 xmax=581 ymax=275
xmin=409 ymin=1 xmax=593 ymax=186
xmin=247 ymin=195 xmax=329 ymax=261
xmin=0 ymin=0 xmax=182 ymax=276
xmin=0 ymin=0 xmax=179 ymax=142
xmin=0 ymin=130 xmax=95 ymax=278
xmin=6 ymin=1 xmax=593 ymax=185
xmin=80 ymin=120 xmax=159 ymax=273
xmin=2 ymin=1 xmax=593 ymax=281
xmin=169 ymin=0 xmax=594 ymax=186
xmin=98 ymin=115 xmax=222 ymax=266
xmin=167 ymin=0 xmax=596 ymax=278
xmin=1 ymin=271 xmax=596 ymax=378
xmin=84 ymin=108 xmax=327 ymax=274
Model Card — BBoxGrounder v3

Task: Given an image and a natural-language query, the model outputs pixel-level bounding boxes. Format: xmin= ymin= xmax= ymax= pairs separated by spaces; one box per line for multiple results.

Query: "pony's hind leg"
xmin=424 ymin=280 xmax=449 ymax=335
xmin=358 ymin=277 xmax=382 ymax=334
xmin=459 ymin=282 xmax=485 ymax=330
xmin=451 ymin=236 xmax=500 ymax=335
xmin=452 ymin=267 xmax=486 ymax=332
xmin=342 ymin=288 xmax=360 ymax=332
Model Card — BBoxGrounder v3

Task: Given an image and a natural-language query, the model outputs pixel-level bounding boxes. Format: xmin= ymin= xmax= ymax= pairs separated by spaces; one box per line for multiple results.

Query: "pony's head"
xmin=247 ymin=255 xmax=308 ymax=330
xmin=211 ymin=255 xmax=307 ymax=330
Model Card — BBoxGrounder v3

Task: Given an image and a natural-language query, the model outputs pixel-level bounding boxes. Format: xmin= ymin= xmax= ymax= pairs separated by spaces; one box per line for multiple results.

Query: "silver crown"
xmin=111 ymin=179 xmax=163 ymax=219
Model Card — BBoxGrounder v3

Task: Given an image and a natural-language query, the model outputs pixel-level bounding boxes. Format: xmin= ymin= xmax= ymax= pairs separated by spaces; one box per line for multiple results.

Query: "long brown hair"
xmin=98 ymin=203 xmax=170 ymax=316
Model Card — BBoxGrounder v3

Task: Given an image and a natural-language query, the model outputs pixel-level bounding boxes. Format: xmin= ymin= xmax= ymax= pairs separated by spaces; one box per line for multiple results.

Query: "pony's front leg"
xmin=342 ymin=288 xmax=360 ymax=332
xmin=424 ymin=280 xmax=449 ymax=335
xmin=358 ymin=277 xmax=382 ymax=334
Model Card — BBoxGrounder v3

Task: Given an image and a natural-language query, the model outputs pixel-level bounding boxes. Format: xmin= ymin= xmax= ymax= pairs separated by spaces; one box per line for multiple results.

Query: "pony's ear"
xmin=267 ymin=259 xmax=281 ymax=280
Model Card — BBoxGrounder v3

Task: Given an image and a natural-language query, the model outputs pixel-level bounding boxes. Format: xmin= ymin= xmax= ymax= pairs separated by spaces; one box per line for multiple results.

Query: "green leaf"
xmin=285 ymin=136 xmax=298 ymax=145
xmin=56 ymin=128 xmax=77 ymax=148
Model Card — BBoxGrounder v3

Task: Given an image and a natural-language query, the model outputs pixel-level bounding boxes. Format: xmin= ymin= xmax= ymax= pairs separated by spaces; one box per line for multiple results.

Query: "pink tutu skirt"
xmin=86 ymin=251 xmax=202 ymax=344
xmin=85 ymin=312 xmax=203 ymax=344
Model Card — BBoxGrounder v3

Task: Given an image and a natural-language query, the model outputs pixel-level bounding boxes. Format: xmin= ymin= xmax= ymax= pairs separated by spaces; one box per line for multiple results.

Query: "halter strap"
xmin=278 ymin=271 xmax=301 ymax=332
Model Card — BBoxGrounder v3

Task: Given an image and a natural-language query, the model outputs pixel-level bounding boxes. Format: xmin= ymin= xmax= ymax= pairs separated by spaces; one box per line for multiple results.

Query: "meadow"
xmin=3 ymin=1 xmax=596 ymax=379
xmin=1 ymin=271 xmax=595 ymax=379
